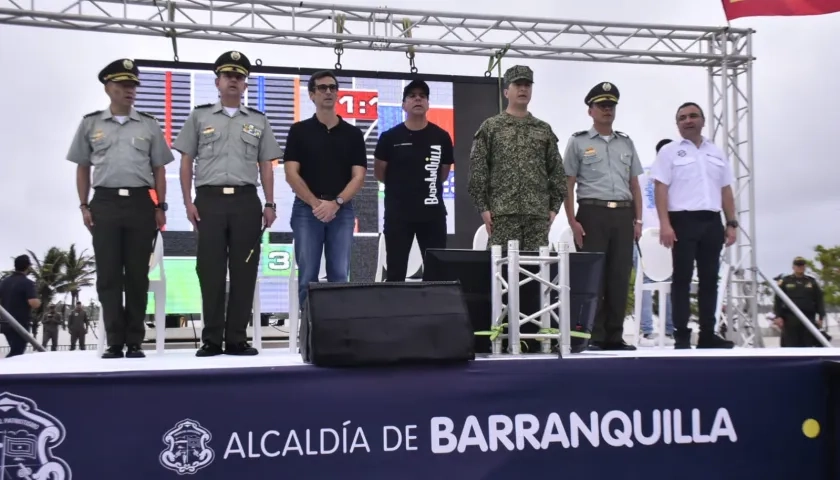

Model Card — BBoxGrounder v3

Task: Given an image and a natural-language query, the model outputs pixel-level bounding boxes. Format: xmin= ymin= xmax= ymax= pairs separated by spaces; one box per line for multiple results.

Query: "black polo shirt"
xmin=0 ymin=272 xmax=37 ymax=328
xmin=283 ymin=115 xmax=368 ymax=199
xmin=374 ymin=122 xmax=454 ymax=220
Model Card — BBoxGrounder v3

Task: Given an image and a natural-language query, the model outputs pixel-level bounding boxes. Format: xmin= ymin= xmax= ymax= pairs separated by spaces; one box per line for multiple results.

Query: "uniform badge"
xmin=202 ymin=126 xmax=216 ymax=136
xmin=123 ymin=59 xmax=134 ymax=69
xmin=583 ymin=147 xmax=596 ymax=157
xmin=602 ymin=82 xmax=612 ymax=91
xmin=242 ymin=124 xmax=262 ymax=138
xmin=231 ymin=51 xmax=241 ymax=61
xmin=91 ymin=130 xmax=105 ymax=142
xmin=806 ymin=282 xmax=813 ymax=288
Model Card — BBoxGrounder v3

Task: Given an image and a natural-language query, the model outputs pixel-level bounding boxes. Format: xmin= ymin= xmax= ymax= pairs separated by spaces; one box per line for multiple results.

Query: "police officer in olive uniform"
xmin=41 ymin=305 xmax=63 ymax=351
xmin=66 ymin=58 xmax=174 ymax=359
xmin=773 ymin=256 xmax=827 ymax=347
xmin=173 ymin=51 xmax=283 ymax=357
xmin=563 ymin=82 xmax=643 ymax=351
xmin=468 ymin=65 xmax=566 ymax=251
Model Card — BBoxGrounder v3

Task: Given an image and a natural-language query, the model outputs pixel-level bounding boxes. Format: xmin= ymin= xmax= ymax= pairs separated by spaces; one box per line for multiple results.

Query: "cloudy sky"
xmin=0 ymin=0 xmax=837 ymax=302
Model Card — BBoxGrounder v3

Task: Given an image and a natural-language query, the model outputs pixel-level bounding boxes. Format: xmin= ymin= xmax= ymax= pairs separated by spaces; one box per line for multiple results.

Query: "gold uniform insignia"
xmin=243 ymin=124 xmax=262 ymax=138
xmin=202 ymin=126 xmax=216 ymax=136
xmin=123 ymin=59 xmax=134 ymax=69
xmin=231 ymin=51 xmax=241 ymax=61
xmin=584 ymin=147 xmax=596 ymax=156
xmin=91 ymin=130 xmax=105 ymax=142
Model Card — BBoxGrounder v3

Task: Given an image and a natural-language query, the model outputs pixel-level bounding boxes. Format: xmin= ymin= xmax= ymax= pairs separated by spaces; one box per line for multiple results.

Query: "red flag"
xmin=723 ymin=0 xmax=840 ymax=20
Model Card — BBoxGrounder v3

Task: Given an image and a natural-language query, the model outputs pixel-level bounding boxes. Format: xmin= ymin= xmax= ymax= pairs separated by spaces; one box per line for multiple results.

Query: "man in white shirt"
xmin=649 ymin=102 xmax=736 ymax=349
xmin=635 ymin=139 xmax=674 ymax=346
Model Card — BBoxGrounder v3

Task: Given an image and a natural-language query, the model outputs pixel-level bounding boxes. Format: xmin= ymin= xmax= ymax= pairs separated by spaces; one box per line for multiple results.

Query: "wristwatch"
xmin=265 ymin=202 xmax=276 ymax=210
xmin=726 ymin=219 xmax=739 ymax=228
xmin=336 ymin=196 xmax=345 ymax=206
xmin=156 ymin=202 xmax=168 ymax=212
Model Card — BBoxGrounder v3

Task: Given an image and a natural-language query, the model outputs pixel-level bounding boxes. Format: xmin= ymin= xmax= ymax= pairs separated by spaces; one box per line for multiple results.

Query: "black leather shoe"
xmin=102 ymin=345 xmax=124 ymax=359
xmin=697 ymin=334 xmax=735 ymax=349
xmin=196 ymin=343 xmax=224 ymax=357
xmin=602 ymin=341 xmax=637 ymax=351
xmin=225 ymin=342 xmax=258 ymax=356
xmin=126 ymin=344 xmax=146 ymax=358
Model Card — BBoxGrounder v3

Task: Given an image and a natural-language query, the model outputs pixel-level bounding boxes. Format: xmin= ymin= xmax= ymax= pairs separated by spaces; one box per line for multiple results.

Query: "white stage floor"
xmin=2 ymin=347 xmax=840 ymax=376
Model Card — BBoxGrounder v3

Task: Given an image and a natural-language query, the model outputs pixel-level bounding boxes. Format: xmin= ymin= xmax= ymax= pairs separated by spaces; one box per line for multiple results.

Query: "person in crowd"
xmin=468 ymin=65 xmax=566 ymax=252
xmin=636 ymin=138 xmax=674 ymax=346
xmin=284 ymin=70 xmax=367 ymax=304
xmin=174 ymin=51 xmax=283 ymax=357
xmin=650 ymin=102 xmax=736 ymax=349
xmin=0 ymin=255 xmax=41 ymax=357
xmin=66 ymin=58 xmax=173 ymax=359
xmin=563 ymin=82 xmax=642 ymax=351
xmin=41 ymin=304 xmax=63 ymax=351
xmin=374 ymin=79 xmax=454 ymax=281
xmin=68 ymin=301 xmax=90 ymax=351
xmin=773 ymin=256 xmax=826 ymax=347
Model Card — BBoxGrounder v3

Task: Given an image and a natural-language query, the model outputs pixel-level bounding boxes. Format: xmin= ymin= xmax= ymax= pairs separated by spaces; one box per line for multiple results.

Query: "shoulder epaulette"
xmin=83 ymin=110 xmax=102 ymax=118
xmin=195 ymin=103 xmax=213 ymax=109
xmin=572 ymin=130 xmax=588 ymax=137
xmin=137 ymin=111 xmax=158 ymax=121
xmin=615 ymin=131 xmax=629 ymax=138
xmin=246 ymin=105 xmax=265 ymax=115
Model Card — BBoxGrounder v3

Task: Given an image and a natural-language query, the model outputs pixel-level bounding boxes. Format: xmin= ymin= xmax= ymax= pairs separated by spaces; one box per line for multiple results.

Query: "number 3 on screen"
xmin=267 ymin=251 xmax=291 ymax=271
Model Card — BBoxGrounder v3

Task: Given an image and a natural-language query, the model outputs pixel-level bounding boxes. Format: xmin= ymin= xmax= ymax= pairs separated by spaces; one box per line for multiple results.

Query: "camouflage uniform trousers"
xmin=487 ymin=214 xmax=550 ymax=252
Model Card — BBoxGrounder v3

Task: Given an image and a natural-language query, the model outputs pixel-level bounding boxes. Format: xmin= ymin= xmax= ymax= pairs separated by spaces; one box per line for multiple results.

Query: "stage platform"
xmin=2 ymin=348 xmax=840 ymax=479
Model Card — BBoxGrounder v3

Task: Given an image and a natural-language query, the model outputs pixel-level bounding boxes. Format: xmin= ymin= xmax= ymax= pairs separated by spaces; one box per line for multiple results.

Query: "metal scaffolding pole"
xmin=707 ymin=30 xmax=760 ymax=347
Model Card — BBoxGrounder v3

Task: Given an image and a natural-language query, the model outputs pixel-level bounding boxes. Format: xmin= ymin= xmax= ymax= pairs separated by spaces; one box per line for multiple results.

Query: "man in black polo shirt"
xmin=0 ymin=255 xmax=41 ymax=357
xmin=284 ymin=70 xmax=368 ymax=305
xmin=374 ymin=79 xmax=454 ymax=281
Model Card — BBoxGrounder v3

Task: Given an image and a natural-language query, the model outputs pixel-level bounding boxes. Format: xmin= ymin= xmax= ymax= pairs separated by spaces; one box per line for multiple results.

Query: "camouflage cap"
xmin=504 ymin=65 xmax=534 ymax=84
xmin=793 ymin=256 xmax=807 ymax=265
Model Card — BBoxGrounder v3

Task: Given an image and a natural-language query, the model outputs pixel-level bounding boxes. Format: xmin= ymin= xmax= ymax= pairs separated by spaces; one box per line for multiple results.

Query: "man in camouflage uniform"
xmin=467 ymin=65 xmax=566 ymax=251
xmin=41 ymin=304 xmax=63 ymax=351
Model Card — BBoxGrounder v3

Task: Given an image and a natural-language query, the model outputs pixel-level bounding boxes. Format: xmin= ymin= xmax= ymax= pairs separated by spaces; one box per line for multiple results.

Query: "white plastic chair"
xmin=286 ymin=242 xmax=328 ymax=354
xmin=633 ymin=227 xmax=673 ymax=347
xmin=548 ymin=217 xmax=576 ymax=252
xmin=472 ymin=225 xmax=488 ymax=250
xmin=96 ymin=230 xmax=167 ymax=356
xmin=374 ymin=233 xmax=423 ymax=282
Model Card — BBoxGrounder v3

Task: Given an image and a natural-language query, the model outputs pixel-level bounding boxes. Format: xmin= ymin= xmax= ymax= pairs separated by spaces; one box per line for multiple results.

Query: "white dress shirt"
xmin=649 ymin=137 xmax=733 ymax=212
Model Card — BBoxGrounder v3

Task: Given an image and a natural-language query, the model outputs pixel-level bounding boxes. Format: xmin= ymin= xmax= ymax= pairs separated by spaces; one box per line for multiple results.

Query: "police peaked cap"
xmin=215 ymin=51 xmax=251 ymax=76
xmin=585 ymin=82 xmax=619 ymax=105
xmin=99 ymin=58 xmax=140 ymax=85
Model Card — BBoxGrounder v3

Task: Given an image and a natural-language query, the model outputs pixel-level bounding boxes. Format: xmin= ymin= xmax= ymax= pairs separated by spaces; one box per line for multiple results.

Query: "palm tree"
xmin=57 ymin=244 xmax=96 ymax=305
xmin=26 ymin=247 xmax=68 ymax=317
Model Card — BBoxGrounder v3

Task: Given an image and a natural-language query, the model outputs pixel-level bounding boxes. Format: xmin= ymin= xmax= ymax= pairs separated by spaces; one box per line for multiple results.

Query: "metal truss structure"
xmin=0 ymin=0 xmax=764 ymax=347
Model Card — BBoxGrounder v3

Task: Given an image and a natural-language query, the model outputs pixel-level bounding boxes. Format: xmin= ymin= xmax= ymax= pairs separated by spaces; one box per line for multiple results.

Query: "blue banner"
xmin=0 ymin=356 xmax=838 ymax=479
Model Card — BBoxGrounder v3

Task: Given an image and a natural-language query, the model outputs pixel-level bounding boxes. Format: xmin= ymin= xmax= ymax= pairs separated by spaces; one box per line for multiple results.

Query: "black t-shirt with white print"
xmin=374 ymin=122 xmax=454 ymax=220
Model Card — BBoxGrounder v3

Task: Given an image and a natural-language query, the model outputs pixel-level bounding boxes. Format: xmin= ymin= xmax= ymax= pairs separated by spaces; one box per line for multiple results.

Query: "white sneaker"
xmin=639 ymin=334 xmax=656 ymax=347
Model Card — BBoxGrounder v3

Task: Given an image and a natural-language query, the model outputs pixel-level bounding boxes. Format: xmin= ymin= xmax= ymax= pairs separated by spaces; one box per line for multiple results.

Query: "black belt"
xmin=196 ymin=185 xmax=256 ymax=195
xmin=315 ymin=194 xmax=337 ymax=201
xmin=94 ymin=187 xmax=152 ymax=197
xmin=578 ymin=199 xmax=632 ymax=209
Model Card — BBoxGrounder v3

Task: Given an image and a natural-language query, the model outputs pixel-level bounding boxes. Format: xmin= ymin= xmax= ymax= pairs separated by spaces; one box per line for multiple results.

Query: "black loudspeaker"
xmin=300 ymin=281 xmax=475 ymax=367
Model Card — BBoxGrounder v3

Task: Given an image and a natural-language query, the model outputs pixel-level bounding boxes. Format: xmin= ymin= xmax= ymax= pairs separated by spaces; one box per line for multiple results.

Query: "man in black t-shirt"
xmin=374 ymin=79 xmax=455 ymax=281
xmin=0 ymin=255 xmax=41 ymax=357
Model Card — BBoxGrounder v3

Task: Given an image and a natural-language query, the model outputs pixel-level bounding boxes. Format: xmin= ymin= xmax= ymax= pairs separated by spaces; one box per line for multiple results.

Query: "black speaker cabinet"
xmin=300 ymin=281 xmax=475 ymax=367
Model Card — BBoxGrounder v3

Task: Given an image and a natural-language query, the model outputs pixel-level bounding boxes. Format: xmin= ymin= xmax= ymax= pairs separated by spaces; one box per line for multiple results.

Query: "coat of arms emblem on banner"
xmin=0 ymin=392 xmax=72 ymax=480
xmin=159 ymin=419 xmax=215 ymax=475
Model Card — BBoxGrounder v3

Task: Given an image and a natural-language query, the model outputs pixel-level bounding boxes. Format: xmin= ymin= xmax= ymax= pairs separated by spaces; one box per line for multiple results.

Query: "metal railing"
xmin=490 ymin=240 xmax=572 ymax=357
